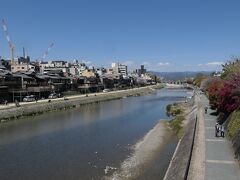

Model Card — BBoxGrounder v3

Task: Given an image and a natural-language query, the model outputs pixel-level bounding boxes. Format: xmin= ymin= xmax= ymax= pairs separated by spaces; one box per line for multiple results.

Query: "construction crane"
xmin=41 ymin=42 xmax=54 ymax=61
xmin=2 ymin=19 xmax=15 ymax=65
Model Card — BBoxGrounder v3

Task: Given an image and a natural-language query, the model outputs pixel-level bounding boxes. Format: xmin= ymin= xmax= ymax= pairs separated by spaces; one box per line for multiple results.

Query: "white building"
xmin=111 ymin=62 xmax=128 ymax=76
xmin=11 ymin=63 xmax=35 ymax=73
xmin=39 ymin=60 xmax=69 ymax=74
xmin=69 ymin=67 xmax=78 ymax=76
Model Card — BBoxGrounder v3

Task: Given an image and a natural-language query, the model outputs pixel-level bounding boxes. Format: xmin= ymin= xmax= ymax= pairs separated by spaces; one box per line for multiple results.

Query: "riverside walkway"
xmin=202 ymin=95 xmax=240 ymax=180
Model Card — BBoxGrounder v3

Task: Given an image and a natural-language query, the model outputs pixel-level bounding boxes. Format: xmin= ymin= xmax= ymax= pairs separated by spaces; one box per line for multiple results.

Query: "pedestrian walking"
xmin=221 ymin=125 xmax=225 ymax=138
xmin=215 ymin=123 xmax=219 ymax=137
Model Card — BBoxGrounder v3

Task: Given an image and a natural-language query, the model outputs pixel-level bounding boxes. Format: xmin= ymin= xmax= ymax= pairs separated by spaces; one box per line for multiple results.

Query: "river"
xmin=0 ymin=88 xmax=191 ymax=180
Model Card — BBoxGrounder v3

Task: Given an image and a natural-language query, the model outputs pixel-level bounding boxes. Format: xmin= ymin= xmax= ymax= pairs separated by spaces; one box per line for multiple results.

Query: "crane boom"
xmin=42 ymin=42 xmax=54 ymax=60
xmin=2 ymin=19 xmax=15 ymax=64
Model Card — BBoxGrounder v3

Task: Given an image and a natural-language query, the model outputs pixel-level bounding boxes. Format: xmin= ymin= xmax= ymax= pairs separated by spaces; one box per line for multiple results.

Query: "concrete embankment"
xmin=188 ymin=97 xmax=205 ymax=180
xmin=163 ymin=97 xmax=198 ymax=180
xmin=0 ymin=86 xmax=159 ymax=122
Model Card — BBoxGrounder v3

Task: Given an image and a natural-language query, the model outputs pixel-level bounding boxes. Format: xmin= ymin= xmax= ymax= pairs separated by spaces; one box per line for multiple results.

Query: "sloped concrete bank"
xmin=0 ymin=86 xmax=157 ymax=122
xmin=163 ymin=98 xmax=197 ymax=180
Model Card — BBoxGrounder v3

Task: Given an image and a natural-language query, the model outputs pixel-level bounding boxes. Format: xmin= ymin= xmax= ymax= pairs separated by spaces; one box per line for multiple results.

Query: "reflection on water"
xmin=0 ymin=88 xmax=190 ymax=180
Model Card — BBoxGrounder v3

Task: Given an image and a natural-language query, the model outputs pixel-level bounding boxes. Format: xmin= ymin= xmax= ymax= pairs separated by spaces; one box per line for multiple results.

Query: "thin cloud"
xmin=82 ymin=60 xmax=92 ymax=65
xmin=123 ymin=60 xmax=134 ymax=66
xmin=157 ymin=62 xmax=170 ymax=66
xmin=142 ymin=61 xmax=150 ymax=65
xmin=206 ymin=61 xmax=224 ymax=66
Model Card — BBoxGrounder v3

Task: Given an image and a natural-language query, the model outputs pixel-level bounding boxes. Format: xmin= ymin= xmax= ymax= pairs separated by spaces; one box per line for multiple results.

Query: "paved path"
xmin=201 ymin=95 xmax=240 ymax=180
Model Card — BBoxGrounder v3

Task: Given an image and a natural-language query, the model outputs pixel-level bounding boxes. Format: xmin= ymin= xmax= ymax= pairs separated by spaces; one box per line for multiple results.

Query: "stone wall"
xmin=163 ymin=106 xmax=197 ymax=180
xmin=0 ymin=87 xmax=155 ymax=122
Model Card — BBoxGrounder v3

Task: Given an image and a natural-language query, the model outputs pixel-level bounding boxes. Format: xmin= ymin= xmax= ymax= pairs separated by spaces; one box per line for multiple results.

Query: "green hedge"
xmin=227 ymin=110 xmax=240 ymax=138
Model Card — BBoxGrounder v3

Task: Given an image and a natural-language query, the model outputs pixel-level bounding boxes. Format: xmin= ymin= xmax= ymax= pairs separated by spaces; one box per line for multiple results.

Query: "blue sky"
xmin=1 ymin=0 xmax=240 ymax=71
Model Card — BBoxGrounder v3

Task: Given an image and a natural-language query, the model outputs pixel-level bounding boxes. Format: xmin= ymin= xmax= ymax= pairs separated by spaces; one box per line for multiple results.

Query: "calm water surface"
xmin=0 ymin=88 xmax=190 ymax=180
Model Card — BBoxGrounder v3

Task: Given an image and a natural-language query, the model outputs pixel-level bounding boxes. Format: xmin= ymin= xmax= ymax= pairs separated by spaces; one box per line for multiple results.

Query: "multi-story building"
xmin=118 ymin=64 xmax=127 ymax=76
xmin=68 ymin=61 xmax=87 ymax=76
xmin=39 ymin=61 xmax=53 ymax=69
xmin=18 ymin=56 xmax=30 ymax=64
xmin=96 ymin=67 xmax=106 ymax=76
xmin=136 ymin=65 xmax=146 ymax=76
xmin=52 ymin=61 xmax=69 ymax=67
xmin=39 ymin=60 xmax=69 ymax=75
xmin=106 ymin=68 xmax=114 ymax=75
xmin=0 ymin=59 xmax=11 ymax=71
xmin=111 ymin=62 xmax=128 ymax=76
xmin=81 ymin=69 xmax=97 ymax=78
xmin=11 ymin=62 xmax=35 ymax=73
xmin=0 ymin=57 xmax=33 ymax=73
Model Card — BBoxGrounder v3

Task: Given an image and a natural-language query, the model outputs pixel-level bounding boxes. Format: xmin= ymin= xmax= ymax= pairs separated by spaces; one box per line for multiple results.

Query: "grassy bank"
xmin=166 ymin=102 xmax=190 ymax=138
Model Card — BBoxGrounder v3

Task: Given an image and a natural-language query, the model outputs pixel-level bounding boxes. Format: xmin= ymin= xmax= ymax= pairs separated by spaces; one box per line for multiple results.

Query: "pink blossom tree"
xmin=218 ymin=74 xmax=240 ymax=113
xmin=207 ymin=78 xmax=223 ymax=109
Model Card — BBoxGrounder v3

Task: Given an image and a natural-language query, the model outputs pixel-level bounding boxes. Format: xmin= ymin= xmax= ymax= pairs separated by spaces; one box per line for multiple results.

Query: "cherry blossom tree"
xmin=218 ymin=74 xmax=240 ymax=113
xmin=207 ymin=78 xmax=223 ymax=109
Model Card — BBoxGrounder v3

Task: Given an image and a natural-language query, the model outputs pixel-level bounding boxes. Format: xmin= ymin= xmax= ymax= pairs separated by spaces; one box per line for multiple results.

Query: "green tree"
xmin=218 ymin=74 xmax=240 ymax=113
xmin=221 ymin=59 xmax=240 ymax=79
xmin=200 ymin=76 xmax=221 ymax=92
xmin=193 ymin=73 xmax=206 ymax=87
xmin=207 ymin=78 xmax=223 ymax=109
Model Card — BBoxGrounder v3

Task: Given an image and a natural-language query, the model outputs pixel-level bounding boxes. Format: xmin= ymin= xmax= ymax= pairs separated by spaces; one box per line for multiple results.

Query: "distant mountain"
xmin=149 ymin=71 xmax=212 ymax=81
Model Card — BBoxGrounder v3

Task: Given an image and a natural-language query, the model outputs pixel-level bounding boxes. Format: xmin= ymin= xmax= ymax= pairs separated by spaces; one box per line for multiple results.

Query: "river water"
xmin=0 ymin=88 xmax=190 ymax=180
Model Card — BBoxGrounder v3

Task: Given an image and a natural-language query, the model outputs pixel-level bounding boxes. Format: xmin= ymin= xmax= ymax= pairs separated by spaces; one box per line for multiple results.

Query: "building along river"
xmin=0 ymin=88 xmax=191 ymax=180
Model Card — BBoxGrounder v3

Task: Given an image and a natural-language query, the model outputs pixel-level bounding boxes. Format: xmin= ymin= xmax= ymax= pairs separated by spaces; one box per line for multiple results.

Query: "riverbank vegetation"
xmin=166 ymin=103 xmax=183 ymax=116
xmin=227 ymin=110 xmax=240 ymax=139
xmin=198 ymin=59 xmax=240 ymax=118
xmin=168 ymin=115 xmax=185 ymax=137
xmin=166 ymin=103 xmax=187 ymax=137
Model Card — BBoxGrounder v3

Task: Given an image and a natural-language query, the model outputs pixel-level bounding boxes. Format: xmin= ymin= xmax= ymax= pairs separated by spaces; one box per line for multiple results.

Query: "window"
xmin=22 ymin=67 xmax=25 ymax=69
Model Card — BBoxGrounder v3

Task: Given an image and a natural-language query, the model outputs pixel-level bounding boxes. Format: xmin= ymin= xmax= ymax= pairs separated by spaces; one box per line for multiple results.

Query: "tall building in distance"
xmin=111 ymin=62 xmax=128 ymax=76
xmin=136 ymin=65 xmax=146 ymax=76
